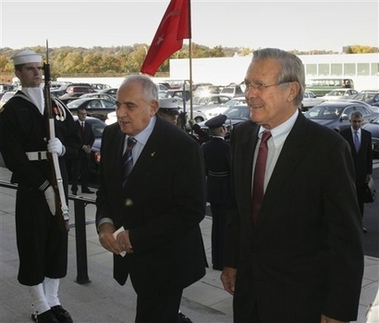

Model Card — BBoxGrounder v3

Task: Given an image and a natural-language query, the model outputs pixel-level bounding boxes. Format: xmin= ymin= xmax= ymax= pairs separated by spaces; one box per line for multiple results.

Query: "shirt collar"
xmin=259 ymin=109 xmax=299 ymax=147
xmin=127 ymin=115 xmax=156 ymax=145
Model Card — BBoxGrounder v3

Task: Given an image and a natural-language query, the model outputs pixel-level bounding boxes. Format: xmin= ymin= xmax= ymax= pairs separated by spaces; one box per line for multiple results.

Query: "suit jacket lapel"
xmin=127 ymin=117 xmax=163 ymax=181
xmin=240 ymin=124 xmax=259 ymax=196
xmin=260 ymin=113 xmax=308 ymax=216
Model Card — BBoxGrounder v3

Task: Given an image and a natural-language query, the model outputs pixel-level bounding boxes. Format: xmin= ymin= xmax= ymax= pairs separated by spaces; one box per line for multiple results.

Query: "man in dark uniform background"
xmin=71 ymin=107 xmax=95 ymax=195
xmin=340 ymin=111 xmax=373 ymax=233
xmin=201 ymin=114 xmax=231 ymax=270
xmin=0 ymin=50 xmax=80 ymax=323
xmin=157 ymin=98 xmax=181 ymax=126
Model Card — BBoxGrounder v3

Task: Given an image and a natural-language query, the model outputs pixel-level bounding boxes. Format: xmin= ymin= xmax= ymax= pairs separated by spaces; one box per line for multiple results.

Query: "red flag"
xmin=140 ymin=0 xmax=190 ymax=76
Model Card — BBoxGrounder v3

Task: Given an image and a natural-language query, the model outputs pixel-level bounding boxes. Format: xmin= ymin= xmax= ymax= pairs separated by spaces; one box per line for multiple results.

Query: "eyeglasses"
xmin=242 ymin=81 xmax=289 ymax=92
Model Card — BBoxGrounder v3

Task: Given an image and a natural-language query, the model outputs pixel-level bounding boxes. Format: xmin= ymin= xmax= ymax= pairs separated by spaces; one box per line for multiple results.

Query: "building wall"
xmin=56 ymin=53 xmax=379 ymax=92
xmin=170 ymin=53 xmax=379 ymax=91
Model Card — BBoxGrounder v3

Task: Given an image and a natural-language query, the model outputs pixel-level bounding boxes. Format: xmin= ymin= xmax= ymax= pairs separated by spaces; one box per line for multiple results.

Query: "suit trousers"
xmin=135 ymin=290 xmax=182 ymax=323
xmin=210 ymin=203 xmax=227 ymax=270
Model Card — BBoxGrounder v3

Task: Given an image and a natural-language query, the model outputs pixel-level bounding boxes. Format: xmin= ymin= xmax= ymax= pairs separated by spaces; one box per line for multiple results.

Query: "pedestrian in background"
xmin=221 ymin=48 xmax=364 ymax=323
xmin=95 ymin=75 xmax=207 ymax=323
xmin=0 ymin=50 xmax=80 ymax=323
xmin=201 ymin=114 xmax=231 ymax=270
xmin=340 ymin=111 xmax=373 ymax=234
xmin=71 ymin=107 xmax=95 ymax=195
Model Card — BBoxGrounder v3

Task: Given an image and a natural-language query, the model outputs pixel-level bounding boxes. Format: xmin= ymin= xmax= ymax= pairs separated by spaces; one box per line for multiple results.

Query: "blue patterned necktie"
xmin=122 ymin=137 xmax=137 ymax=187
xmin=354 ymin=131 xmax=360 ymax=153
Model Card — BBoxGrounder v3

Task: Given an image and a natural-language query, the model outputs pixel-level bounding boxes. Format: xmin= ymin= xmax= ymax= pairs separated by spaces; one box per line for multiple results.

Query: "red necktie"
xmin=252 ymin=131 xmax=272 ymax=224
xmin=81 ymin=122 xmax=85 ymax=132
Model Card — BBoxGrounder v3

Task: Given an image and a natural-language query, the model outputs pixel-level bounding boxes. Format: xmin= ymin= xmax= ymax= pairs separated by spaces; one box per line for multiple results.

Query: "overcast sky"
xmin=1 ymin=0 xmax=378 ymax=53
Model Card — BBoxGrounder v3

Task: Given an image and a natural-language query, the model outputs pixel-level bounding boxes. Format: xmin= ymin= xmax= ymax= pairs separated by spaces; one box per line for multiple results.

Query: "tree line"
xmin=0 ymin=43 xmax=377 ymax=83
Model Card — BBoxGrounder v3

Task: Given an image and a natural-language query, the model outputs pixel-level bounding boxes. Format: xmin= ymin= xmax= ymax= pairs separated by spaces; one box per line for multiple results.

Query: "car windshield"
xmin=305 ymin=105 xmax=344 ymax=119
xmin=326 ymin=90 xmax=346 ymax=96
xmin=192 ymin=97 xmax=210 ymax=105
xmin=224 ymin=106 xmax=250 ymax=120
xmin=354 ymin=92 xmax=377 ymax=101
xmin=67 ymin=99 xmax=87 ymax=108
xmin=219 ymin=98 xmax=246 ymax=108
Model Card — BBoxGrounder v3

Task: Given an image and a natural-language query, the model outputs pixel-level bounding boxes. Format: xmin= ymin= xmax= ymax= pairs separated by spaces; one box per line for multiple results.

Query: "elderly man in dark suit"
xmin=95 ymin=75 xmax=207 ymax=323
xmin=340 ymin=111 xmax=373 ymax=233
xmin=221 ymin=48 xmax=364 ymax=323
xmin=71 ymin=107 xmax=95 ymax=195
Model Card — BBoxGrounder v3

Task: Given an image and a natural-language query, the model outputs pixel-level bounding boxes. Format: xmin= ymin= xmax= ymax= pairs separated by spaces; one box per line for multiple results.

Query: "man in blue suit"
xmin=340 ymin=111 xmax=373 ymax=233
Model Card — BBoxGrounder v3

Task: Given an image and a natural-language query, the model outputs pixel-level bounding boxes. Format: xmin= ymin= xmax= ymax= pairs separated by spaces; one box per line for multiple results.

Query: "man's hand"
xmin=221 ymin=267 xmax=237 ymax=295
xmin=320 ymin=314 xmax=348 ymax=323
xmin=115 ymin=229 xmax=133 ymax=254
xmin=83 ymin=145 xmax=91 ymax=154
xmin=44 ymin=185 xmax=56 ymax=215
xmin=98 ymin=223 xmax=123 ymax=255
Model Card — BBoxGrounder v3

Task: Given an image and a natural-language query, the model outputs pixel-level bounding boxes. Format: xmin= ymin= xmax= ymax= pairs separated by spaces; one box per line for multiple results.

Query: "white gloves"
xmin=47 ymin=138 xmax=64 ymax=156
xmin=44 ymin=186 xmax=56 ymax=215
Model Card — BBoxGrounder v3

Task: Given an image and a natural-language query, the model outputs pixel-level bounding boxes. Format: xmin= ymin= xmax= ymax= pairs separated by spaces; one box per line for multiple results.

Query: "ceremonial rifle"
xmin=43 ymin=40 xmax=69 ymax=232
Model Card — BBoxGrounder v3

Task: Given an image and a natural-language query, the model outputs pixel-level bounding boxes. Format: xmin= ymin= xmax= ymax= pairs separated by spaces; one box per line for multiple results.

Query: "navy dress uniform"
xmin=0 ymin=50 xmax=81 ymax=323
xmin=201 ymin=114 xmax=231 ymax=270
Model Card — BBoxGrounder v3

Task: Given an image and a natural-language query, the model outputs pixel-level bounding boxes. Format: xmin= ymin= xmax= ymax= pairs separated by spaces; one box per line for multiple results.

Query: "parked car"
xmin=352 ymin=91 xmax=379 ymax=107
xmin=65 ymin=83 xmax=95 ymax=96
xmin=220 ymin=83 xmax=244 ymax=97
xmin=165 ymin=89 xmax=191 ymax=101
xmin=67 ymin=98 xmax=116 ymax=121
xmin=105 ymin=98 xmax=208 ymax=125
xmin=198 ymin=104 xmax=250 ymax=140
xmin=0 ymin=83 xmax=15 ymax=94
xmin=304 ymin=99 xmax=379 ymax=132
xmin=204 ymin=96 xmax=247 ymax=119
xmin=99 ymin=87 xmax=118 ymax=98
xmin=0 ymin=91 xmax=16 ymax=108
xmin=362 ymin=115 xmax=379 ymax=158
xmin=72 ymin=116 xmax=106 ymax=178
xmin=90 ymin=83 xmax=111 ymax=91
xmin=301 ymin=91 xmax=326 ymax=112
xmin=80 ymin=92 xmax=116 ymax=103
xmin=190 ymin=94 xmax=232 ymax=106
xmin=322 ymin=88 xmax=359 ymax=100
xmin=191 ymin=94 xmax=232 ymax=118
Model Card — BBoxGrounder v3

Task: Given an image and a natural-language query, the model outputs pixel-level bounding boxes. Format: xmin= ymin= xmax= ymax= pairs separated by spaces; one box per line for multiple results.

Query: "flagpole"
xmin=188 ymin=0 xmax=193 ymax=123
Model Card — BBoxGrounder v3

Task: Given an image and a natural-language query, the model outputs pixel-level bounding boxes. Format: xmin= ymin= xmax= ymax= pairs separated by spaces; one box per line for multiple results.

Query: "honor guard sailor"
xmin=0 ymin=50 xmax=81 ymax=323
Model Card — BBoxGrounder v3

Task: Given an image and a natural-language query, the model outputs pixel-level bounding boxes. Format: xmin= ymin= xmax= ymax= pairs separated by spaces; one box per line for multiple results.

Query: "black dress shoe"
xmin=31 ymin=311 xmax=38 ymax=322
xmin=51 ymin=305 xmax=73 ymax=323
xmin=363 ymin=226 xmax=368 ymax=233
xmin=177 ymin=312 xmax=193 ymax=323
xmin=82 ymin=188 xmax=94 ymax=194
xmin=35 ymin=310 xmax=59 ymax=323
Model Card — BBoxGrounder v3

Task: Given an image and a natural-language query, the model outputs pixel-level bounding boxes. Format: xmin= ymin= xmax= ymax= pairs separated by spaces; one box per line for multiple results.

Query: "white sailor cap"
xmin=11 ymin=50 xmax=42 ymax=65
xmin=158 ymin=98 xmax=181 ymax=115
